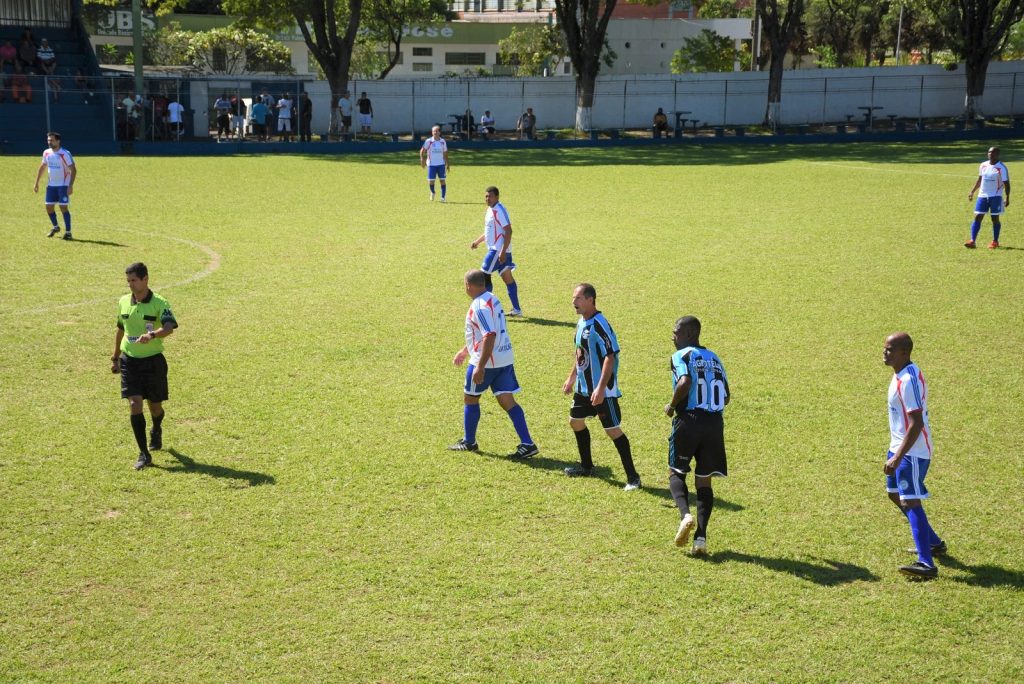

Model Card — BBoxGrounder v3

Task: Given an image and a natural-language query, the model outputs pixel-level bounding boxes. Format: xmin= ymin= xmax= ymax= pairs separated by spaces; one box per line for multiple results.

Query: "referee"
xmin=111 ymin=262 xmax=178 ymax=470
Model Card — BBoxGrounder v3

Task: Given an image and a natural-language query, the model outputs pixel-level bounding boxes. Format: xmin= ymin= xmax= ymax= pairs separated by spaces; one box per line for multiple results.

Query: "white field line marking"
xmin=5 ymin=229 xmax=221 ymax=316
xmin=808 ymin=161 xmax=964 ymax=178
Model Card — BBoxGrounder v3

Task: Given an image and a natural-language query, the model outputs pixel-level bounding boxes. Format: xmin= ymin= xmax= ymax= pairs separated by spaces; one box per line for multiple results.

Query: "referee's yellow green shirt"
xmin=117 ymin=290 xmax=177 ymax=358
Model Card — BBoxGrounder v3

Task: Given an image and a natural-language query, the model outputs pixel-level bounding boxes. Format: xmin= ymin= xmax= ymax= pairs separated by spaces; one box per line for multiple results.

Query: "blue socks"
xmin=970 ymin=217 xmax=982 ymax=241
xmin=993 ymin=220 xmax=1001 ymax=242
xmin=48 ymin=212 xmax=58 ymax=228
xmin=506 ymin=404 xmax=533 ymax=445
xmin=440 ymin=183 xmax=446 ymax=199
xmin=429 ymin=181 xmax=435 ymax=196
xmin=62 ymin=211 xmax=71 ymax=232
xmin=463 ymin=404 xmax=480 ymax=444
xmin=907 ymin=505 xmax=935 ymax=567
xmin=506 ymin=281 xmax=521 ymax=311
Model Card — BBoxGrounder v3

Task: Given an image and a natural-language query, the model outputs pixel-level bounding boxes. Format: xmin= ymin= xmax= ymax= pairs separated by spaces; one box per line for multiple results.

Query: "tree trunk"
xmin=326 ymin=63 xmax=349 ymax=136
xmin=964 ymin=55 xmax=989 ymax=119
xmin=575 ymin=67 xmax=596 ymax=131
xmin=764 ymin=45 xmax=785 ymax=128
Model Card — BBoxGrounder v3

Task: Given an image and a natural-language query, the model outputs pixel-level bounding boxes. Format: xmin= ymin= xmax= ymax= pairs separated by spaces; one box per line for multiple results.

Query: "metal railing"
xmin=0 ymin=0 xmax=71 ymax=28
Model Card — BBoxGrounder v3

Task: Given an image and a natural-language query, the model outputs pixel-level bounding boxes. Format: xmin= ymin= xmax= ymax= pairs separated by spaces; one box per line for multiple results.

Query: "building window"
xmin=412 ymin=47 xmax=433 ymax=57
xmin=445 ymin=52 xmax=486 ymax=66
xmin=413 ymin=62 xmax=433 ymax=72
xmin=563 ymin=62 xmax=571 ymax=74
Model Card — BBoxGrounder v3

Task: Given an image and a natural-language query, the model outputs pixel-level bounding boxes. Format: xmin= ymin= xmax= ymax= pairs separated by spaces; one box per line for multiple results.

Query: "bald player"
xmin=966 ymin=146 xmax=1010 ymax=249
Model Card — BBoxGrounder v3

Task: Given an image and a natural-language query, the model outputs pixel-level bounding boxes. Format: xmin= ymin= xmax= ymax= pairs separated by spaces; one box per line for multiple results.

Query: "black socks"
xmin=695 ymin=486 xmax=714 ymax=539
xmin=130 ymin=413 xmax=148 ymax=454
xmin=573 ymin=427 xmax=593 ymax=470
xmin=669 ymin=471 xmax=690 ymax=517
xmin=613 ymin=434 xmax=638 ymax=482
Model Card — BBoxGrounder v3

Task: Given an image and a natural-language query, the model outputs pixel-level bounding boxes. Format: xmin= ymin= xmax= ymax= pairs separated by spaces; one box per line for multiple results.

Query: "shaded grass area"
xmin=1 ymin=142 xmax=1022 ymax=682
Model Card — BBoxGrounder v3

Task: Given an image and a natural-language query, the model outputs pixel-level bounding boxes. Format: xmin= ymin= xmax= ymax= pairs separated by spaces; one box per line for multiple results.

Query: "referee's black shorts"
xmin=120 ymin=353 xmax=169 ymax=401
xmin=669 ymin=409 xmax=727 ymax=477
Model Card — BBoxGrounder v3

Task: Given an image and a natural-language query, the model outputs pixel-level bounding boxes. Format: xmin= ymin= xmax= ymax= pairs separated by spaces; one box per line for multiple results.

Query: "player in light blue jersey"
xmin=665 ymin=316 xmax=729 ymax=555
xmin=562 ymin=283 xmax=640 ymax=490
xmin=448 ymin=269 xmax=537 ymax=459
xmin=883 ymin=332 xmax=944 ymax=580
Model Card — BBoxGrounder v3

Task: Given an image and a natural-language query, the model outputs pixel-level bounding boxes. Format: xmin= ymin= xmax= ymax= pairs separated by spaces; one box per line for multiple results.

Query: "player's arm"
xmin=472 ymin=333 xmax=496 ymax=383
xmin=1004 ymin=178 xmax=1010 ymax=206
xmin=33 ymin=161 xmax=46 ymax=192
xmin=499 ymin=223 xmax=511 ymax=261
xmin=419 ymin=144 xmax=426 ymax=167
xmin=470 ymin=232 xmax=486 ymax=249
xmin=443 ymin=148 xmax=449 ymax=170
xmin=111 ymin=326 xmax=124 ymax=372
xmin=67 ymin=162 xmax=76 ymax=195
xmin=969 ymin=175 xmax=981 ymax=200
xmin=590 ymin=352 xmax=615 ymax=406
xmin=884 ymin=409 xmax=924 ymax=474
xmin=563 ymin=354 xmax=577 ymax=394
xmin=454 ymin=345 xmax=469 ymax=366
xmin=666 ymin=373 xmax=692 ymax=417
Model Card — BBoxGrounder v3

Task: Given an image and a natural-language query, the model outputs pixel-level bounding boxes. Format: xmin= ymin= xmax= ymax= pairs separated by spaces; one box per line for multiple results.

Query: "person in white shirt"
xmin=276 ymin=93 xmax=293 ymax=142
xmin=33 ymin=131 xmax=76 ymax=239
xmin=167 ymin=97 xmax=185 ymax=139
xmin=448 ymin=269 xmax=537 ymax=459
xmin=966 ymin=146 xmax=1010 ymax=249
xmin=470 ymin=186 xmax=522 ymax=315
xmin=337 ymin=90 xmax=353 ymax=136
xmin=419 ymin=125 xmax=449 ymax=202
xmin=479 ymin=110 xmax=495 ymax=140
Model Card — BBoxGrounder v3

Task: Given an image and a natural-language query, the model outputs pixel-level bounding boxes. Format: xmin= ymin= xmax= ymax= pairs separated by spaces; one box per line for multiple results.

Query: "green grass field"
xmin=1 ymin=142 xmax=1022 ymax=682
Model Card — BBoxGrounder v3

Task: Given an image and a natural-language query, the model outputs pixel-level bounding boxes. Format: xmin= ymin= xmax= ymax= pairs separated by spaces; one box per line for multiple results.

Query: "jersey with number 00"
xmin=672 ymin=346 xmax=729 ymax=412
xmin=421 ymin=137 xmax=447 ymax=165
xmin=888 ymin=362 xmax=932 ymax=459
xmin=465 ymin=291 xmax=514 ymax=368
xmin=42 ymin=148 xmax=74 ymax=187
xmin=978 ymin=161 xmax=1009 ymax=198
xmin=574 ymin=313 xmax=621 ymax=398
xmin=484 ymin=202 xmax=511 ymax=250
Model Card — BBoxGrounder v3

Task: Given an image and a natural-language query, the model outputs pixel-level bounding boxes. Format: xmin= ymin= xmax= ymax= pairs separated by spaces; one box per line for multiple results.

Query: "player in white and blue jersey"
xmin=32 ymin=132 xmax=76 ymax=240
xmin=883 ymin=332 xmax=945 ymax=580
xmin=448 ymin=269 xmax=537 ymax=460
xmin=562 ymin=283 xmax=640 ymax=490
xmin=420 ymin=125 xmax=449 ymax=202
xmin=470 ymin=186 xmax=522 ymax=315
xmin=966 ymin=146 xmax=1010 ymax=249
xmin=664 ymin=316 xmax=729 ymax=555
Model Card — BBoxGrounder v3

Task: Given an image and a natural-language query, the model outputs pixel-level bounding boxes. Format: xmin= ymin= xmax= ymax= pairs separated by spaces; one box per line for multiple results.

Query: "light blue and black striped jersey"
xmin=574 ymin=312 xmax=621 ymax=397
xmin=671 ymin=346 xmax=729 ymax=412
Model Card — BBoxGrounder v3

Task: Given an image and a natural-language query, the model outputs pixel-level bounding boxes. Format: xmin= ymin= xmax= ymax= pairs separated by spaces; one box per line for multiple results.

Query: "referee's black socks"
xmin=130 ymin=413 xmax=149 ymax=455
xmin=151 ymin=409 xmax=164 ymax=432
xmin=696 ymin=487 xmax=714 ymax=539
xmin=669 ymin=472 xmax=690 ymax=516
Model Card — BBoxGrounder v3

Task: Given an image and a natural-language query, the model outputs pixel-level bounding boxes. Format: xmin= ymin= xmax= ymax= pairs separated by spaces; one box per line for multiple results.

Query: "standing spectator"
xmin=121 ymin=91 xmax=141 ymax=140
xmin=36 ymin=38 xmax=56 ymax=75
xmin=276 ymin=92 xmax=294 ymax=142
xmin=470 ymin=186 xmax=522 ymax=315
xmin=419 ymin=124 xmax=449 ymax=202
xmin=517 ymin=107 xmax=536 ymax=140
xmin=966 ymin=146 xmax=1010 ymax=249
xmin=17 ymin=31 xmax=37 ymax=72
xmin=447 ymin=269 xmax=538 ymax=460
xmin=665 ymin=316 xmax=730 ymax=556
xmin=74 ymin=69 xmax=95 ymax=104
xmin=33 ymin=131 xmax=76 ymax=239
xmin=562 ymin=283 xmax=640 ymax=491
xmin=653 ymin=107 xmax=669 ymax=138
xmin=1 ymin=40 xmax=18 ymax=72
xmin=250 ymin=96 xmax=268 ymax=141
xmin=337 ymin=89 xmax=353 ymax=136
xmin=167 ymin=96 xmax=185 ymax=139
xmin=213 ymin=93 xmax=231 ymax=141
xmin=231 ymin=95 xmax=247 ymax=140
xmin=298 ymin=91 xmax=313 ymax=142
xmin=11 ymin=62 xmax=32 ymax=103
xmin=479 ymin=110 xmax=495 ymax=139
xmin=882 ymin=332 xmax=945 ymax=580
xmin=357 ymin=91 xmax=373 ymax=134
xmin=112 ymin=262 xmax=179 ymax=471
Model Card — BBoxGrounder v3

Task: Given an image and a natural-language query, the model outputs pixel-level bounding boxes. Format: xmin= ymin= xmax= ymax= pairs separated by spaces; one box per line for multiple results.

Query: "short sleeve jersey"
xmin=358 ymin=97 xmax=372 ymax=115
xmin=484 ymin=202 xmax=511 ymax=250
xmin=277 ymin=98 xmax=292 ymax=119
xmin=671 ymin=346 xmax=729 ymax=412
xmin=251 ymin=102 xmax=267 ymax=124
xmin=214 ymin=97 xmax=231 ymax=113
xmin=42 ymin=147 xmax=73 ymax=187
xmin=167 ymin=102 xmax=185 ymax=123
xmin=978 ymin=161 xmax=1009 ymax=198
xmin=117 ymin=290 xmax=178 ymax=359
xmin=421 ymin=137 xmax=447 ymax=165
xmin=574 ymin=312 xmax=621 ymax=398
xmin=338 ymin=97 xmax=352 ymax=116
xmin=465 ymin=292 xmax=514 ymax=368
xmin=888 ymin=362 xmax=932 ymax=459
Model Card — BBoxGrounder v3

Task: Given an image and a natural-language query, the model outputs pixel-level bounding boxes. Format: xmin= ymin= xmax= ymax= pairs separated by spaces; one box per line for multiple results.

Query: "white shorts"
xmin=359 ymin=113 xmax=372 ymax=127
xmin=231 ymin=115 xmax=244 ymax=128
xmin=278 ymin=118 xmax=292 ymax=132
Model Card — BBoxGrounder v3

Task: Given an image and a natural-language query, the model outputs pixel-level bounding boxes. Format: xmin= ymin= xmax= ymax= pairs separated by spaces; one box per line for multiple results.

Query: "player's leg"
xmin=450 ymin=365 xmax=485 ymax=451
xmin=885 ymin=453 xmax=943 ymax=551
xmin=601 ymin=399 xmax=639 ymax=488
xmin=58 ymin=197 xmax=71 ymax=237
xmin=427 ymin=165 xmax=436 ymax=200
xmin=495 ymin=373 xmax=537 ymax=459
xmin=438 ymin=166 xmax=447 ymax=201
xmin=691 ymin=417 xmax=727 ymax=554
xmin=44 ymin=200 xmax=59 ymax=236
xmin=565 ymin=395 xmax=594 ymax=476
xmin=122 ymin=356 xmax=151 ymax=469
xmin=990 ymin=196 xmax=1003 ymax=247
xmin=894 ymin=457 xmax=939 ymax=578
xmin=147 ymin=400 xmax=164 ymax=450
xmin=669 ymin=416 xmax=696 ymax=545
xmin=500 ymin=265 xmax=521 ymax=314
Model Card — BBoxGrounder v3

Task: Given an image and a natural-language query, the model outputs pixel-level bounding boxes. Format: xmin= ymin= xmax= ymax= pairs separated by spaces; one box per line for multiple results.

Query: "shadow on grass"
xmin=937 ymin=554 xmax=1024 ymax=589
xmin=508 ymin=316 xmax=576 ymax=329
xmin=68 ymin=238 xmax=128 ymax=247
xmin=155 ymin=448 xmax=276 ymax=487
xmin=705 ymin=551 xmax=879 ymax=586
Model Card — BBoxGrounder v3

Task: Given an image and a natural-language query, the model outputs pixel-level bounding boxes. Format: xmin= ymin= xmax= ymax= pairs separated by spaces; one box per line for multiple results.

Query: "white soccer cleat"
xmin=439 ymin=196 xmax=446 ymax=203
xmin=691 ymin=537 xmax=708 ymax=556
xmin=429 ymin=193 xmax=434 ymax=201
xmin=508 ymin=309 xmax=523 ymax=317
xmin=675 ymin=514 xmax=695 ymax=547
xmin=623 ymin=479 xmax=641 ymax=491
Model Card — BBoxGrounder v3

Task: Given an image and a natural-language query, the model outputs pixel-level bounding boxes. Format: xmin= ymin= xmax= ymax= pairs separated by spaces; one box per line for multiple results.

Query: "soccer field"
xmin=1 ymin=143 xmax=1022 ymax=682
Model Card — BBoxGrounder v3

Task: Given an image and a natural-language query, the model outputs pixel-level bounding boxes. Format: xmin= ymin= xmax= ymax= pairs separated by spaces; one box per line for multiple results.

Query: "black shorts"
xmin=342 ymin=115 xmax=352 ymax=127
xmin=569 ymin=392 xmax=622 ymax=430
xmin=669 ymin=410 xmax=726 ymax=477
xmin=254 ymin=122 xmax=267 ymax=135
xmin=120 ymin=353 xmax=169 ymax=402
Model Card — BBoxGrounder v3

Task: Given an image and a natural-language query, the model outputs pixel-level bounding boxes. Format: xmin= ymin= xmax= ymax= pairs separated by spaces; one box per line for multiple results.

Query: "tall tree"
xmin=222 ymin=0 xmax=363 ymax=113
xmin=362 ymin=0 xmax=448 ymax=80
xmin=553 ymin=0 xmax=619 ymax=131
xmin=926 ymin=0 xmax=1024 ymax=118
xmin=757 ymin=0 xmax=805 ymax=128
xmin=497 ymin=25 xmax=568 ymax=77
xmin=671 ymin=29 xmax=737 ymax=73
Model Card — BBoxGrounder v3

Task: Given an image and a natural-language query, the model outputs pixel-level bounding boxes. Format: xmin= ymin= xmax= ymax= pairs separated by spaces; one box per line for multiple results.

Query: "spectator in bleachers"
xmin=480 ymin=110 xmax=495 ymax=139
xmin=17 ymin=32 xmax=37 ymax=72
xmin=37 ymin=38 xmax=56 ymax=75
xmin=653 ymin=107 xmax=669 ymax=138
xmin=0 ymin=41 xmax=16 ymax=73
xmin=11 ymin=62 xmax=32 ymax=103
xmin=517 ymin=107 xmax=536 ymax=140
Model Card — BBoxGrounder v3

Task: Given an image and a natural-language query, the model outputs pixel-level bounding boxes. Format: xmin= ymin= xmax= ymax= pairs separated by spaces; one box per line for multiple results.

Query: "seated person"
xmin=517 ymin=107 xmax=536 ymax=140
xmin=480 ymin=110 xmax=495 ymax=139
xmin=11 ymin=62 xmax=31 ymax=102
xmin=653 ymin=107 xmax=669 ymax=137
xmin=0 ymin=41 xmax=16 ymax=73
xmin=36 ymin=38 xmax=56 ymax=75
xmin=17 ymin=34 xmax=37 ymax=72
